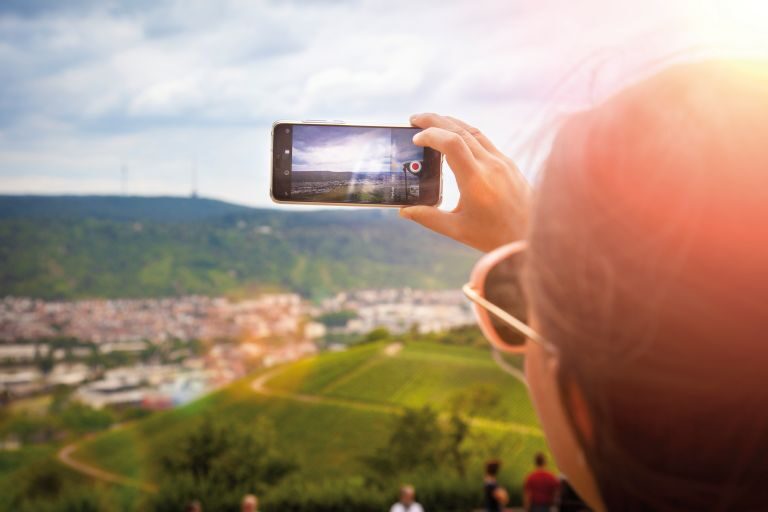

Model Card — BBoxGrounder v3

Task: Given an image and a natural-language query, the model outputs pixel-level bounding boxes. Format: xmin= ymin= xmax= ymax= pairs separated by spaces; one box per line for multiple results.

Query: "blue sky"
xmin=0 ymin=0 xmax=766 ymax=209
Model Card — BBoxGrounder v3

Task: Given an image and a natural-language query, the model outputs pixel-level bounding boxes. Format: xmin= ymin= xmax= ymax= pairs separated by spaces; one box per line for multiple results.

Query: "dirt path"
xmin=57 ymin=433 xmax=157 ymax=493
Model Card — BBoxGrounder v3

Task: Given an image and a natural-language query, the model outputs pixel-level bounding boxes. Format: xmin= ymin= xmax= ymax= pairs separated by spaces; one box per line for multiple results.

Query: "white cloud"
xmin=1 ymin=0 xmax=767 ymax=209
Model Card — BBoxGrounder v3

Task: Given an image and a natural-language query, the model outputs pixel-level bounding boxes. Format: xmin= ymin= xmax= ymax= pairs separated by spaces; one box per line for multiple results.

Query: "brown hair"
xmin=526 ymin=60 xmax=768 ymax=511
xmin=485 ymin=459 xmax=501 ymax=477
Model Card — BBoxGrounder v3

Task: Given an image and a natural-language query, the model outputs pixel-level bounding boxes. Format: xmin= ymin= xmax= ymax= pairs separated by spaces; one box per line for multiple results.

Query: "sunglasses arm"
xmin=462 ymin=284 xmax=558 ymax=356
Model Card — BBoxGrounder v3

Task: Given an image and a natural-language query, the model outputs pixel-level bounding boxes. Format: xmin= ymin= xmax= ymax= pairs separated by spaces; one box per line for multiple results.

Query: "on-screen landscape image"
xmin=290 ymin=126 xmax=423 ymax=204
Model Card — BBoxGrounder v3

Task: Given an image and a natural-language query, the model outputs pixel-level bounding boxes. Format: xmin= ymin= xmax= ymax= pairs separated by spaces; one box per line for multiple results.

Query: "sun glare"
xmin=690 ymin=1 xmax=768 ymax=58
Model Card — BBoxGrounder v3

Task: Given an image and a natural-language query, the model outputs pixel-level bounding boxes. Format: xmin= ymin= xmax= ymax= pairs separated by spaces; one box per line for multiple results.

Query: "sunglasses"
xmin=462 ymin=240 xmax=556 ymax=356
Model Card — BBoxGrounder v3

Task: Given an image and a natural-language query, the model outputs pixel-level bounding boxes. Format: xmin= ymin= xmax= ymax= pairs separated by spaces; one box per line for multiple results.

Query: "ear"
xmin=543 ymin=354 xmax=594 ymax=444
xmin=563 ymin=371 xmax=594 ymax=444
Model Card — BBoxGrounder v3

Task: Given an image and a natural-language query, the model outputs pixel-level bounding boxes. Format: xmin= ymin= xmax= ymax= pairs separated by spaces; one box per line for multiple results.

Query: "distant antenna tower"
xmin=121 ymin=164 xmax=128 ymax=196
xmin=190 ymin=158 xmax=198 ymax=198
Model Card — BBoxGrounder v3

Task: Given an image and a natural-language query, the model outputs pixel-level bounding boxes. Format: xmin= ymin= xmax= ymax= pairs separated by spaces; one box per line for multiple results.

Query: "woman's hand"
xmin=401 ymin=113 xmax=531 ymax=253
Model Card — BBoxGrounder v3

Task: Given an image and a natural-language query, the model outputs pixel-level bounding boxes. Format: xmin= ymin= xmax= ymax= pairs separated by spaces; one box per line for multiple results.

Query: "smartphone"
xmin=271 ymin=121 xmax=442 ymax=207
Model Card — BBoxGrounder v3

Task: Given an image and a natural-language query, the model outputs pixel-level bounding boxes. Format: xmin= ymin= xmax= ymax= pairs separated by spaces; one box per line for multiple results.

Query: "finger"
xmin=400 ymin=206 xmax=458 ymax=240
xmin=412 ymin=127 xmax=478 ymax=188
xmin=444 ymin=116 xmax=505 ymax=158
xmin=411 ymin=113 xmax=489 ymax=160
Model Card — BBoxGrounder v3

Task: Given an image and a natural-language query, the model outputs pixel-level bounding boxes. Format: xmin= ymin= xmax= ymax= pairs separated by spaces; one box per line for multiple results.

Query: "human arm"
xmin=400 ymin=113 xmax=532 ymax=252
xmin=494 ymin=486 xmax=510 ymax=507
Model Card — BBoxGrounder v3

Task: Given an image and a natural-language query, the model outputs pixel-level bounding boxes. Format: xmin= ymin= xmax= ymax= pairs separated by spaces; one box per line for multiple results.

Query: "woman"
xmin=402 ymin=60 xmax=768 ymax=511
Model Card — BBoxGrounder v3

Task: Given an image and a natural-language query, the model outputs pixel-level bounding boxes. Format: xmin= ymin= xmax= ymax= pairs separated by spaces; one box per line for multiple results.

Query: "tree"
xmin=149 ymin=416 xmax=296 ymax=511
xmin=364 ymin=327 xmax=390 ymax=343
xmin=362 ymin=406 xmax=471 ymax=484
xmin=450 ymin=383 xmax=503 ymax=417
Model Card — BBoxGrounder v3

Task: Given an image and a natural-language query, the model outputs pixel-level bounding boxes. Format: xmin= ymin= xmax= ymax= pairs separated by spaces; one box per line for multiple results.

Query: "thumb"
xmin=400 ymin=206 xmax=456 ymax=239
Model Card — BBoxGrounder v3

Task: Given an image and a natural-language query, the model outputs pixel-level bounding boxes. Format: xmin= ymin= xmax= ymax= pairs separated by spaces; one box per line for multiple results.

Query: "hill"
xmin=0 ymin=195 xmax=478 ymax=299
xmin=69 ymin=341 xmax=548 ymax=508
xmin=0 ymin=195 xmax=253 ymax=222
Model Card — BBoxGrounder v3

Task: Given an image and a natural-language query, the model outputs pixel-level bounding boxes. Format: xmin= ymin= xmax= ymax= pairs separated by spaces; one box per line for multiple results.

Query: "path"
xmin=57 ymin=431 xmax=157 ymax=493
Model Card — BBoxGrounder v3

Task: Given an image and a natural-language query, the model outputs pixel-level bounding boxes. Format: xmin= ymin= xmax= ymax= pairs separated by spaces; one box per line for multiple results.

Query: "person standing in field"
xmin=524 ymin=453 xmax=560 ymax=512
xmin=241 ymin=494 xmax=258 ymax=512
xmin=483 ymin=459 xmax=509 ymax=512
xmin=389 ymin=484 xmax=424 ymax=512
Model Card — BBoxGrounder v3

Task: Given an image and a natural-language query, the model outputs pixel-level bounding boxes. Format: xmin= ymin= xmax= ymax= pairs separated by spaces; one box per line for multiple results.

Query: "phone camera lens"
xmin=283 ymin=170 xmax=290 ymax=176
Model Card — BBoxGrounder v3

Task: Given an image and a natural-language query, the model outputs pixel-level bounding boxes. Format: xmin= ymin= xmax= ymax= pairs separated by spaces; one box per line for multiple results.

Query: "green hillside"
xmin=0 ymin=195 xmax=478 ymax=299
xmin=71 ymin=341 xmax=548 ymax=509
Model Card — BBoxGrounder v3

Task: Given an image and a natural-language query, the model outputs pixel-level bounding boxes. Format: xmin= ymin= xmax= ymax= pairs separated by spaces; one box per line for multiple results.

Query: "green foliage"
xmin=58 ymin=402 xmax=115 ymax=434
xmin=15 ymin=486 xmax=117 ymax=512
xmin=405 ymin=325 xmax=488 ymax=348
xmin=3 ymin=458 xmax=112 ymax=512
xmin=263 ymin=476 xmax=389 ymax=512
xmin=0 ymin=196 xmax=478 ymax=299
xmin=74 ymin=342 xmax=549 ymax=511
xmin=147 ymin=415 xmax=297 ymax=511
xmin=361 ymin=406 xmax=471 ymax=484
xmin=1 ymin=411 xmax=59 ymax=443
xmin=315 ymin=309 xmax=358 ymax=327
xmin=364 ymin=327 xmax=391 ymax=343
xmin=449 ymin=383 xmax=504 ymax=417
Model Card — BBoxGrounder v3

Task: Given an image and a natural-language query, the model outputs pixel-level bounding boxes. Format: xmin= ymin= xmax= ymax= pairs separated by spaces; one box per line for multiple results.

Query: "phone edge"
xmin=269 ymin=120 xmax=443 ymax=208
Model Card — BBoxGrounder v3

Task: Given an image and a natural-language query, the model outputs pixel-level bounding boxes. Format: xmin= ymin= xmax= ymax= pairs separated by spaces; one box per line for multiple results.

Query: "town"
xmin=0 ymin=289 xmax=475 ymax=410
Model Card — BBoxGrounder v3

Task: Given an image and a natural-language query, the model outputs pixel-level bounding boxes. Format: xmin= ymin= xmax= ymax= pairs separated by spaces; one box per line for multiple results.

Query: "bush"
xmin=59 ymin=402 xmax=115 ymax=434
xmin=16 ymin=487 xmax=116 ymax=512
xmin=263 ymin=476 xmax=389 ymax=512
xmin=147 ymin=415 xmax=296 ymax=512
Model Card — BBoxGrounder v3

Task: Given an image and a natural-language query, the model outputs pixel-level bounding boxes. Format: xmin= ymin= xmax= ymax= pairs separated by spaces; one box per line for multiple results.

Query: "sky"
xmin=291 ymin=125 xmax=420 ymax=174
xmin=1 ymin=0 xmax=767 ymax=209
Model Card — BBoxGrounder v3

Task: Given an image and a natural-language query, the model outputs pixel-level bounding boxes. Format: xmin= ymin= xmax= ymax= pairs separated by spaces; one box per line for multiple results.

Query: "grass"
xmin=72 ymin=340 xmax=548 ymax=497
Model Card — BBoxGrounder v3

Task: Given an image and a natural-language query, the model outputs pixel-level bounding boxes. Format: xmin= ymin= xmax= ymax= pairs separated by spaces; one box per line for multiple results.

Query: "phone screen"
xmin=274 ymin=124 xmax=437 ymax=205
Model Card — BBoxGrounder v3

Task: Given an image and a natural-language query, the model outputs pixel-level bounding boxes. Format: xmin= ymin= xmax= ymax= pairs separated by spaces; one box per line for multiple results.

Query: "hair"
xmin=534 ymin=452 xmax=546 ymax=468
xmin=526 ymin=60 xmax=768 ymax=511
xmin=400 ymin=484 xmax=415 ymax=498
xmin=485 ymin=459 xmax=501 ymax=476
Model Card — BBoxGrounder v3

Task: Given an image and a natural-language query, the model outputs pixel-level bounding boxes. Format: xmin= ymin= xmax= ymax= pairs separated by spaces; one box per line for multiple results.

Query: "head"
xmin=485 ymin=459 xmax=501 ymax=478
xmin=524 ymin=60 xmax=768 ymax=511
xmin=185 ymin=500 xmax=202 ymax=512
xmin=241 ymin=494 xmax=258 ymax=512
xmin=534 ymin=452 xmax=546 ymax=468
xmin=399 ymin=484 xmax=415 ymax=505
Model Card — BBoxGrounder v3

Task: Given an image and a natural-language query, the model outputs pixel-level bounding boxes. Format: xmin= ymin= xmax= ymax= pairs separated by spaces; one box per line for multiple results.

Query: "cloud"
xmin=0 ymin=0 xmax=767 ymax=209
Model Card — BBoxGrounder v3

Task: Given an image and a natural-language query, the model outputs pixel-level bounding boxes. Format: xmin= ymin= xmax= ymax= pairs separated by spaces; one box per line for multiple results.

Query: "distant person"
xmin=184 ymin=500 xmax=202 ymax=512
xmin=389 ymin=484 xmax=424 ymax=512
xmin=483 ymin=459 xmax=509 ymax=512
xmin=241 ymin=494 xmax=259 ymax=512
xmin=558 ymin=477 xmax=591 ymax=512
xmin=523 ymin=453 xmax=559 ymax=512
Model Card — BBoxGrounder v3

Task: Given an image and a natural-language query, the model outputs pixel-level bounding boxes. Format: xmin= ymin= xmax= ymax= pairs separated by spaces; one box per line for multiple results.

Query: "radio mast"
xmin=121 ymin=164 xmax=127 ymax=196
xmin=191 ymin=158 xmax=198 ymax=198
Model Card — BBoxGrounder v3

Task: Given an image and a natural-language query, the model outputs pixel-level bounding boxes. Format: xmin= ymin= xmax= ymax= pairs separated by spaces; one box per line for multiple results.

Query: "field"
xmin=290 ymin=171 xmax=418 ymax=204
xmin=69 ymin=340 xmax=549 ymax=507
